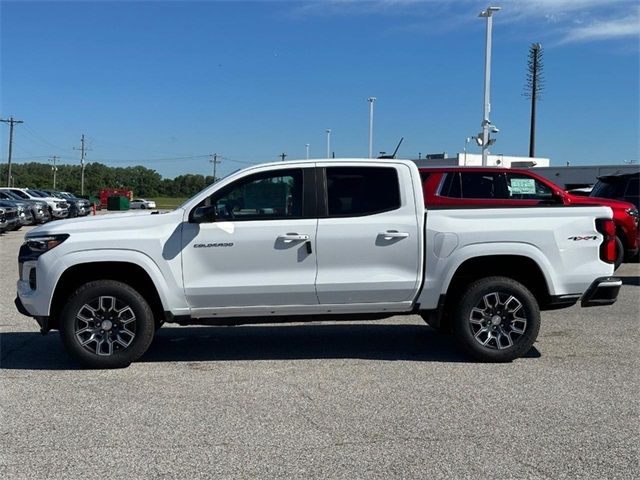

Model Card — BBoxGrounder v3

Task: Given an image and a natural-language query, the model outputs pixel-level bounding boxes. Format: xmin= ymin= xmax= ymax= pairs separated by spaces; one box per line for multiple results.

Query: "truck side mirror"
xmin=190 ymin=205 xmax=217 ymax=223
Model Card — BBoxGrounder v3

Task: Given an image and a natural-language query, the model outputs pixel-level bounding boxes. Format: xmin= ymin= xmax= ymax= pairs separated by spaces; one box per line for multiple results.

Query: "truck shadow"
xmin=0 ymin=323 xmax=541 ymax=370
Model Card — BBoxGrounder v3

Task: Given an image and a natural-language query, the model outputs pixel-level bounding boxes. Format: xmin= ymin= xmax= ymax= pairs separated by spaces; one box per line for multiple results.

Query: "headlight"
xmin=24 ymin=234 xmax=69 ymax=253
xmin=625 ymin=208 xmax=638 ymax=218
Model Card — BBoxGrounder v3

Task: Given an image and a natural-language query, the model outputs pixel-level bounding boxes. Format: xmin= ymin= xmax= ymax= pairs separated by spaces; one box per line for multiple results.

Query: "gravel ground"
xmin=1 ymin=224 xmax=638 ymax=479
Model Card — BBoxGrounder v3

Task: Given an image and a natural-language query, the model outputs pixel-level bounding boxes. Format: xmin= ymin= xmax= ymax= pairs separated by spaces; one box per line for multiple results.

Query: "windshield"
xmin=10 ymin=190 xmax=30 ymax=199
xmin=28 ymin=190 xmax=48 ymax=198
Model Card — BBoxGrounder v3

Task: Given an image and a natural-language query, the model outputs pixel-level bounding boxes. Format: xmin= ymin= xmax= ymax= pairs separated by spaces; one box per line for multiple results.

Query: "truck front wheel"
xmin=452 ymin=276 xmax=541 ymax=362
xmin=59 ymin=280 xmax=155 ymax=368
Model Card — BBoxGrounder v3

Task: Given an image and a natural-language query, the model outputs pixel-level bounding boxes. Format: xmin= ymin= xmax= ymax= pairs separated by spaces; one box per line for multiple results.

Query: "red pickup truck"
xmin=420 ymin=167 xmax=639 ymax=269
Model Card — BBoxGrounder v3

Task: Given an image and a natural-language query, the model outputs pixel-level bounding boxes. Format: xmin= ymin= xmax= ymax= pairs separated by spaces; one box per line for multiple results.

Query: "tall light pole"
xmin=367 ymin=97 xmax=376 ymax=158
xmin=305 ymin=143 xmax=310 ymax=160
xmin=479 ymin=6 xmax=500 ymax=166
xmin=326 ymin=129 xmax=331 ymax=159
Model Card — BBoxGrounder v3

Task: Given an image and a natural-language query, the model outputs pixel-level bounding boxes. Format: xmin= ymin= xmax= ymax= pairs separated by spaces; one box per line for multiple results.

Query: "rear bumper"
xmin=580 ymin=276 xmax=622 ymax=307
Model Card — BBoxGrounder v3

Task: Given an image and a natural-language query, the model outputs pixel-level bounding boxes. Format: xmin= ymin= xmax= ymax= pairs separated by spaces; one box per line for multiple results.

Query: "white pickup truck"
xmin=15 ymin=160 xmax=621 ymax=368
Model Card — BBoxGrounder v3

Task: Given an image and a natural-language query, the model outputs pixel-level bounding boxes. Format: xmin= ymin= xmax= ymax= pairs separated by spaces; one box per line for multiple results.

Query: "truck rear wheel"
xmin=452 ymin=276 xmax=540 ymax=362
xmin=59 ymin=280 xmax=155 ymax=368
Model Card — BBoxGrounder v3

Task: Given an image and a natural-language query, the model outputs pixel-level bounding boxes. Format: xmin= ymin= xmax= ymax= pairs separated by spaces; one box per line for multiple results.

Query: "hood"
xmin=0 ymin=200 xmax=26 ymax=209
xmin=25 ymin=209 xmax=185 ymax=238
xmin=566 ymin=194 xmax=636 ymax=211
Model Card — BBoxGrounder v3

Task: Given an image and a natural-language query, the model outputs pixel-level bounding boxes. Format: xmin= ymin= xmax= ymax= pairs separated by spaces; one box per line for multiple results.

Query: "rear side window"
xmin=326 ymin=167 xmax=400 ymax=217
xmin=440 ymin=172 xmax=506 ymax=199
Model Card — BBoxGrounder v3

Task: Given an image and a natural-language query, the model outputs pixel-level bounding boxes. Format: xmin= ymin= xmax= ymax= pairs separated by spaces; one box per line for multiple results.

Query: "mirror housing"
xmin=190 ymin=205 xmax=217 ymax=223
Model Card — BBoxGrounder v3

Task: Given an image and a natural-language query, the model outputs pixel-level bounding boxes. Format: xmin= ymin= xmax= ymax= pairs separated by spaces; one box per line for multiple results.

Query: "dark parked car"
xmin=590 ymin=172 xmax=639 ymax=210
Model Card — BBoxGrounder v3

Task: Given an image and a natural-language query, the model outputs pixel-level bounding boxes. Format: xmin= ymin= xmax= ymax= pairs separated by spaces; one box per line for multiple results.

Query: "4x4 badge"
xmin=567 ymin=236 xmax=597 ymax=241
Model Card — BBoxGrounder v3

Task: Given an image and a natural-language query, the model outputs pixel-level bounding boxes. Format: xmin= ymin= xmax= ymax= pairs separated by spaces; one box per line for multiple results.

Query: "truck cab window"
xmin=326 ymin=166 xmax=400 ymax=217
xmin=202 ymin=169 xmax=303 ymax=221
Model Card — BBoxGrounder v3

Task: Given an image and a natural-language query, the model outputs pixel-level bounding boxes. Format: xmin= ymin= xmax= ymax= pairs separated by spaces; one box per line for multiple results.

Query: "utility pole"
xmin=279 ymin=153 xmax=287 ymax=162
xmin=326 ymin=129 xmax=331 ymax=159
xmin=368 ymin=97 xmax=376 ymax=158
xmin=209 ymin=153 xmax=222 ymax=181
xmin=478 ymin=6 xmax=501 ymax=166
xmin=0 ymin=116 xmax=24 ymax=187
xmin=305 ymin=143 xmax=310 ymax=160
xmin=525 ymin=43 xmax=544 ymax=158
xmin=49 ymin=155 xmax=60 ymax=189
xmin=74 ymin=134 xmax=90 ymax=195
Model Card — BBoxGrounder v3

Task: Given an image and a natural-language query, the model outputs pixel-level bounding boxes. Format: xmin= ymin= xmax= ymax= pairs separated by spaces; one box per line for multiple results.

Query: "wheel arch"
xmin=433 ymin=254 xmax=553 ymax=331
xmin=49 ymin=261 xmax=167 ymax=330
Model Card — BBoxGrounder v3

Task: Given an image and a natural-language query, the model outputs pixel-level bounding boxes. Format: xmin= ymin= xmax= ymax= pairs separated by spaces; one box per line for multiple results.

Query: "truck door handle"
xmin=278 ymin=233 xmax=310 ymax=242
xmin=380 ymin=230 xmax=410 ymax=239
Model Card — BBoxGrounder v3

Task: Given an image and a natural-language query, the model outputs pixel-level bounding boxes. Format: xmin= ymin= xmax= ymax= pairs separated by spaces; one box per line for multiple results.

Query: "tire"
xmin=30 ymin=209 xmax=39 ymax=225
xmin=614 ymin=236 xmax=624 ymax=270
xmin=59 ymin=280 xmax=155 ymax=368
xmin=140 ymin=204 xmax=146 ymax=209
xmin=452 ymin=276 xmax=541 ymax=362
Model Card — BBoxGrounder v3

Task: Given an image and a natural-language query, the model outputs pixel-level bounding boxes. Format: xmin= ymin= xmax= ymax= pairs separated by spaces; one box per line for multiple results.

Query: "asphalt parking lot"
xmin=1 ymin=224 xmax=638 ymax=479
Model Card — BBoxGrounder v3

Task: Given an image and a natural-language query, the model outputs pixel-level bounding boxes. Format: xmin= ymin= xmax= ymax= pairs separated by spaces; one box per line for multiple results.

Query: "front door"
xmin=181 ymin=167 xmax=318 ymax=315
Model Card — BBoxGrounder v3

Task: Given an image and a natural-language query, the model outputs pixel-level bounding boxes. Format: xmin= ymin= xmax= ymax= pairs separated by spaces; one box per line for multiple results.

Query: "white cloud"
xmin=559 ymin=12 xmax=640 ymax=43
xmin=286 ymin=0 xmax=640 ymax=44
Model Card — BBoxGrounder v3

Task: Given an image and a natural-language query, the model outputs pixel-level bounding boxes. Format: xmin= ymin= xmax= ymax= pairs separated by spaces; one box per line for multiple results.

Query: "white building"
xmin=412 ymin=153 xmax=550 ymax=168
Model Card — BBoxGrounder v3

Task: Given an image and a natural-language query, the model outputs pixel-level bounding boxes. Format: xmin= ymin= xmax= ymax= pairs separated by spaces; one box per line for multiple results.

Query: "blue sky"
xmin=1 ymin=0 xmax=638 ymax=179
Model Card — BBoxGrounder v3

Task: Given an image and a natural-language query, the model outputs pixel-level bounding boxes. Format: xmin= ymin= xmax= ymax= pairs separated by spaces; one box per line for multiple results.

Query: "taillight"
xmin=595 ymin=218 xmax=616 ymax=264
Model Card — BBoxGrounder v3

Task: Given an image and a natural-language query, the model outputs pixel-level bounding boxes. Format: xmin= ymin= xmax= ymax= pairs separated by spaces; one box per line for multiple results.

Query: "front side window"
xmin=326 ymin=166 xmax=400 ymax=217
xmin=506 ymin=173 xmax=553 ymax=200
xmin=201 ymin=168 xmax=303 ymax=221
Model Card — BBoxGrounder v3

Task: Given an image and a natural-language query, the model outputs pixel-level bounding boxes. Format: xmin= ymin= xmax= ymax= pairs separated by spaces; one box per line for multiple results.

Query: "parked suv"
xmin=420 ymin=167 xmax=639 ymax=268
xmin=590 ymin=172 xmax=639 ymax=210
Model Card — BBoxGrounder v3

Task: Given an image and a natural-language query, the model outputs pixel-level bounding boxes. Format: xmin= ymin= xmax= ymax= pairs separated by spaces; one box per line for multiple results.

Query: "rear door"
xmin=314 ymin=163 xmax=420 ymax=305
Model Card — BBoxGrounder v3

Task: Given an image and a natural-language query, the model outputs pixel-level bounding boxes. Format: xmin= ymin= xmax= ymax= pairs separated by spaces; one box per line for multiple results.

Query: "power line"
xmin=1 ymin=116 xmax=24 ymax=187
xmin=22 ymin=123 xmax=69 ymax=151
